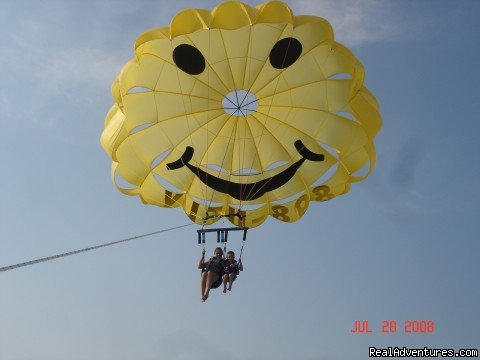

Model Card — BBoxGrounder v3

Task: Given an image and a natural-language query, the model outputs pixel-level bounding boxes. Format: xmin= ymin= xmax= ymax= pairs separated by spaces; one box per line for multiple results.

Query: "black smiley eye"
xmin=269 ymin=37 xmax=302 ymax=69
xmin=173 ymin=44 xmax=206 ymax=75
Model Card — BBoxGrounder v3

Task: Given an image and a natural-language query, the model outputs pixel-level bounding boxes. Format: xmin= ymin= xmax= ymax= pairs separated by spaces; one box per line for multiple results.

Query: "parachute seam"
xmin=171 ymin=39 xmax=209 ymax=209
xmin=240 ymin=111 xmax=249 ymax=207
xmin=241 ymin=111 xmax=302 ymax=202
xmin=249 ymin=40 xmax=338 ymax=97
xmin=175 ymin=112 xmax=236 ymax=214
xmin=152 ymin=60 xmax=167 ymax=94
xmin=145 ymin=66 xmax=187 ymax=201
xmin=239 ymin=23 xmax=289 ymax=95
xmin=252 ymin=107 xmax=353 ymax=168
xmin=242 ymin=31 xmax=322 ymax=204
xmin=239 ymin=23 xmax=303 ymax=195
xmin=129 ymin=102 xmax=189 ymax=209
xmin=185 ymin=32 xmax=234 ymax=94
xmin=240 ymin=113 xmax=270 ymax=209
xmin=227 ymin=113 xmax=241 ymax=203
xmin=139 ymin=47 xmax=230 ymax=97
xmin=256 ymin=79 xmax=350 ymax=105
xmin=219 ymin=29 xmax=239 ymax=91
xmin=115 ymin=108 xmax=226 ymax=169
xmin=241 ymin=25 xmax=254 ymax=93
xmin=241 ymin=30 xmax=294 ymax=197
xmin=206 ymin=21 xmax=211 ymax=214
xmin=237 ymin=24 xmax=254 ymax=211
xmin=147 ymin=113 xmax=234 ymax=212
xmin=205 ymin=112 xmax=239 ymax=211
xmin=254 ymin=107 xmax=326 ymax=141
xmin=124 ymin=90 xmax=222 ymax=102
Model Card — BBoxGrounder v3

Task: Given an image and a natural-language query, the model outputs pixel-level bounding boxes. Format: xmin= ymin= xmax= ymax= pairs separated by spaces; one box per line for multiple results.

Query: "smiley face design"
xmin=101 ymin=1 xmax=382 ymax=228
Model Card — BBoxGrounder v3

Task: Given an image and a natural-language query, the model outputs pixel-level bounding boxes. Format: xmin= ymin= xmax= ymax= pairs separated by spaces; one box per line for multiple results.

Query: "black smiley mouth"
xmin=166 ymin=140 xmax=324 ymax=201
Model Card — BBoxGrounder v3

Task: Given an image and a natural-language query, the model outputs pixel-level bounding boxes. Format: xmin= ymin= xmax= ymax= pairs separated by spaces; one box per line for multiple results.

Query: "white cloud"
xmin=0 ymin=2 xmax=127 ymax=125
xmin=50 ymin=49 xmax=122 ymax=93
xmin=290 ymin=0 xmax=403 ymax=46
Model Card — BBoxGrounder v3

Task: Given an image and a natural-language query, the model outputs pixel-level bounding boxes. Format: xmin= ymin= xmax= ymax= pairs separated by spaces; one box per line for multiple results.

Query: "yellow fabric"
xmin=100 ymin=0 xmax=382 ymax=228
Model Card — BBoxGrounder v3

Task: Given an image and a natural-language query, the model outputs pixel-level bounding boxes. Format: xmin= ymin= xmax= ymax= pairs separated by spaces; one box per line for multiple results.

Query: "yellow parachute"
xmin=100 ymin=1 xmax=382 ymax=228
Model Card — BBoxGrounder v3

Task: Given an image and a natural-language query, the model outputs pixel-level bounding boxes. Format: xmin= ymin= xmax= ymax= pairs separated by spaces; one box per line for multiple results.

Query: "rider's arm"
xmin=198 ymin=250 xmax=206 ymax=269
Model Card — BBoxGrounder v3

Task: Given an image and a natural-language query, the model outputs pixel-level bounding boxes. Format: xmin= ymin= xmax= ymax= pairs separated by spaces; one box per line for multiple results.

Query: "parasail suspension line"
xmin=202 ymin=211 xmax=245 ymax=223
xmin=0 ymin=223 xmax=194 ymax=273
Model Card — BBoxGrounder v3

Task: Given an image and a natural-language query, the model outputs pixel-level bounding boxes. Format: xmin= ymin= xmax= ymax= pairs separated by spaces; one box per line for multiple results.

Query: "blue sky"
xmin=1 ymin=1 xmax=479 ymax=359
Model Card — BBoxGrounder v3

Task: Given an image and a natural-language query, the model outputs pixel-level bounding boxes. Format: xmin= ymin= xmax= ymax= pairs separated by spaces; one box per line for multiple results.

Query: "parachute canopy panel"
xmin=100 ymin=1 xmax=382 ymax=228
